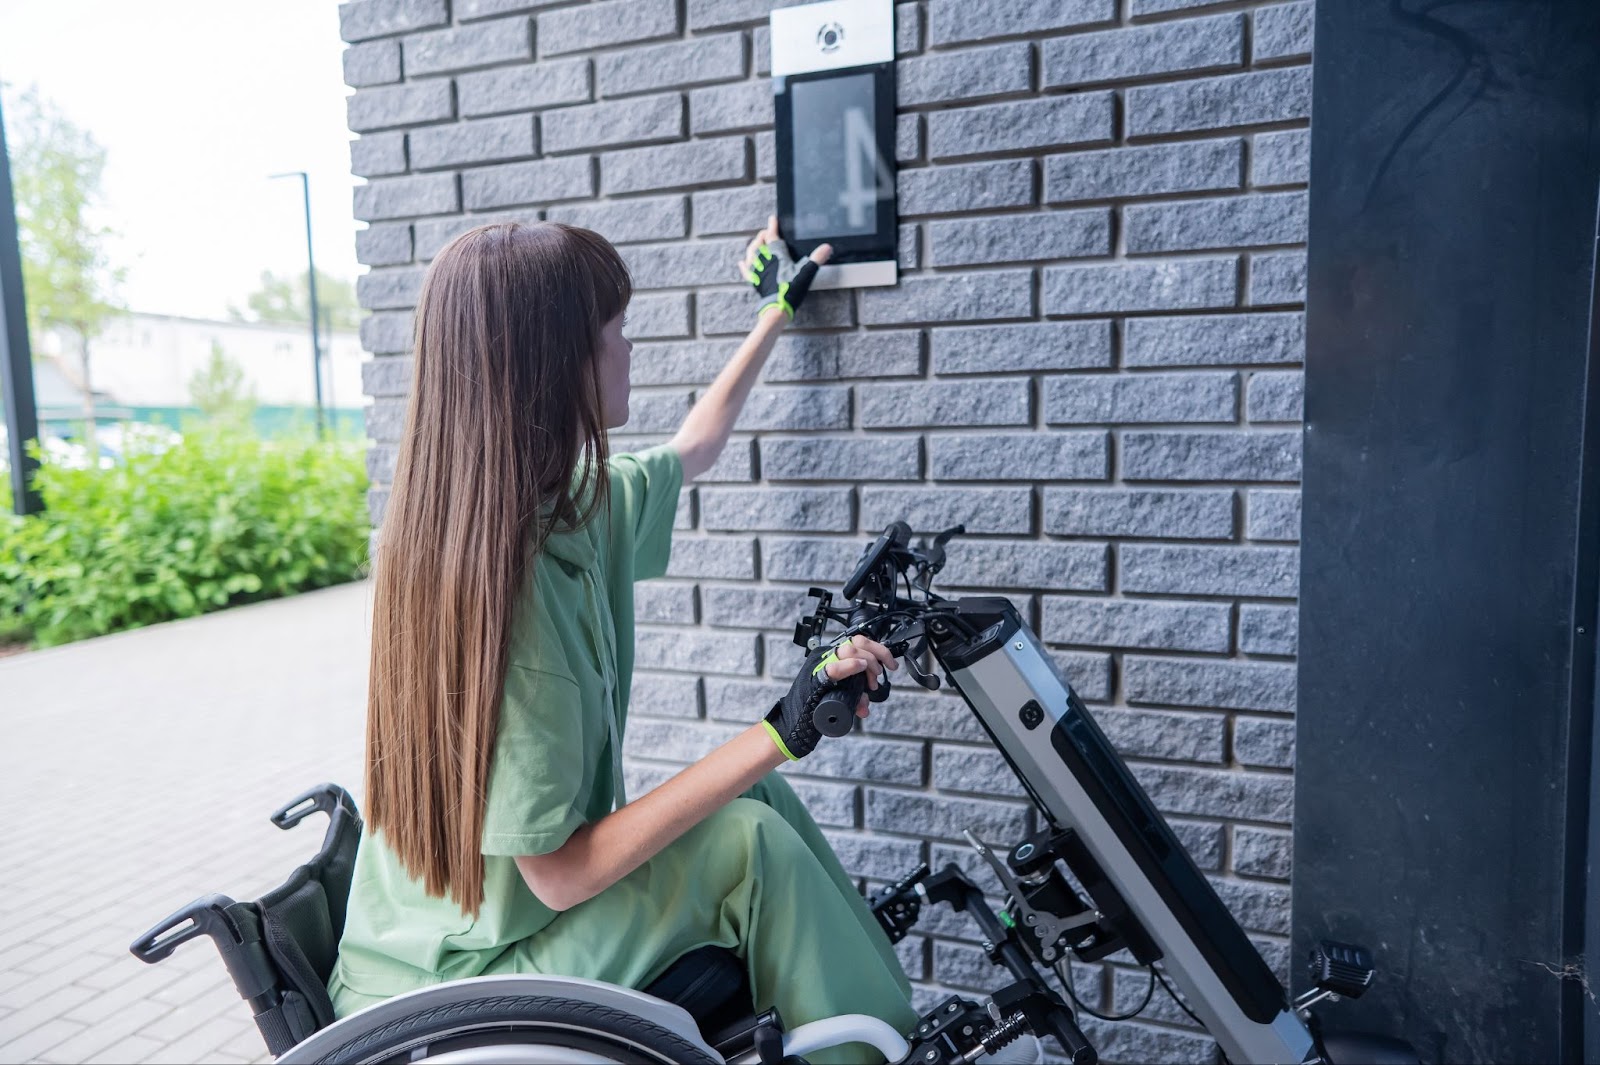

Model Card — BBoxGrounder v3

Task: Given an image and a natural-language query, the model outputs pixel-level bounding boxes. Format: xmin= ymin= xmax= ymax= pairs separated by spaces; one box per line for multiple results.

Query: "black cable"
xmin=1053 ymin=953 xmax=1155 ymax=1022
xmin=1153 ymin=966 xmax=1207 ymax=1029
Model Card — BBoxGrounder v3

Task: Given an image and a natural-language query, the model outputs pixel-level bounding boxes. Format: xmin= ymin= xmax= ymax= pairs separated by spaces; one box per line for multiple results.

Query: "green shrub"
xmin=0 ymin=426 xmax=369 ymax=647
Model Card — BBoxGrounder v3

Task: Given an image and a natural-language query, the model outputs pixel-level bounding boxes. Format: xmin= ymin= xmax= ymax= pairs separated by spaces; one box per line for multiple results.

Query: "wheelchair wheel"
xmin=278 ymin=978 xmax=722 ymax=1065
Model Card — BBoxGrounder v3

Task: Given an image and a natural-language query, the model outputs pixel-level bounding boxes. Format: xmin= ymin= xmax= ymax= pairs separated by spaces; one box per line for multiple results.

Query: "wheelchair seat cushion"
xmin=641 ymin=945 xmax=751 ymax=1034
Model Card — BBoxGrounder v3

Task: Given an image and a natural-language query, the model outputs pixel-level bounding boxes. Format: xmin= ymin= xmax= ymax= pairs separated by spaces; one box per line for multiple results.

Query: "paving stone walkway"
xmin=0 ymin=582 xmax=372 ymax=1064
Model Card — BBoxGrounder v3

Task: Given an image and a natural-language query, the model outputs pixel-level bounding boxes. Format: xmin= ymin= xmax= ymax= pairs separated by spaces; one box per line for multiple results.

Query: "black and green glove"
xmin=763 ymin=643 xmax=885 ymax=761
xmin=745 ymin=236 xmax=822 ymax=320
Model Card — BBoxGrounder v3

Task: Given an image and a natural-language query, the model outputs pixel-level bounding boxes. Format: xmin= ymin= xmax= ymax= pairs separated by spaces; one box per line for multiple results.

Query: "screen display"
xmin=788 ymin=72 xmax=892 ymax=240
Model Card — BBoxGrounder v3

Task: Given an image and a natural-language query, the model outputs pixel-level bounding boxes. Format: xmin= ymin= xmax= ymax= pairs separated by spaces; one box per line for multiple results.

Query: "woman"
xmin=327 ymin=217 xmax=919 ymax=1064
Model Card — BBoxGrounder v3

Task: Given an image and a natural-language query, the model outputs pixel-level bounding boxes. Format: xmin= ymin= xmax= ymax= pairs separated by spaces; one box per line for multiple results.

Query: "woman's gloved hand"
xmin=763 ymin=635 xmax=898 ymax=761
xmin=740 ymin=215 xmax=833 ymax=320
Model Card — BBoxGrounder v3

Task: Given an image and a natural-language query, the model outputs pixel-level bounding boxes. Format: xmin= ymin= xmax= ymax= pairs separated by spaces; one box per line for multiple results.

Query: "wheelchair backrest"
xmin=129 ymin=783 xmax=363 ymax=1056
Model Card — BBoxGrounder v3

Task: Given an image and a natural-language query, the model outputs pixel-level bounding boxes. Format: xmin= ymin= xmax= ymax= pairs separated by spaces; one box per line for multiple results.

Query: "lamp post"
xmin=270 ymin=170 xmax=324 ymax=439
xmin=0 ymin=83 xmax=41 ymax=515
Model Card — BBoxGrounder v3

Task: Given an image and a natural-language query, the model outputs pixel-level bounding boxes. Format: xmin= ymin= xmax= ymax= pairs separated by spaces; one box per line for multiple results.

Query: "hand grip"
xmin=811 ymin=670 xmax=891 ymax=738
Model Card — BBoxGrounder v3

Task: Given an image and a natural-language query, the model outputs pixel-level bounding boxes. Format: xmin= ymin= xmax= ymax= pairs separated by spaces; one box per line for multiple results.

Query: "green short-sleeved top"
xmin=332 ymin=444 xmax=683 ymax=999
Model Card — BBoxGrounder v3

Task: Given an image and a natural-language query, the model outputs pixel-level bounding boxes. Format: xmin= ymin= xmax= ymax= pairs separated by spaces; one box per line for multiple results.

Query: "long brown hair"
xmin=366 ymin=222 xmax=631 ymax=916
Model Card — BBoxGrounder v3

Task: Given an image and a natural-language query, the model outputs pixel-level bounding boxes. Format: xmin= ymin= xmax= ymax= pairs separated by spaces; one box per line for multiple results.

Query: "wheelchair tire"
xmin=305 ymin=993 xmax=721 ymax=1065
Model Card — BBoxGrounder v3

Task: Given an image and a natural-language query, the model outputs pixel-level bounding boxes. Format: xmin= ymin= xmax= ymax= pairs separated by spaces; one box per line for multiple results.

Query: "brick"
xmin=619 ymin=391 xmax=692 ymax=434
xmin=458 ymin=0 xmax=570 ymax=18
xmin=930 ymin=431 xmax=1108 ymax=481
xmin=1110 ymin=969 xmax=1210 ymax=1030
xmin=1212 ymin=875 xmax=1291 ymax=934
xmin=1126 ymin=191 xmax=1308 ymax=254
xmin=932 ymin=745 xmax=1027 ymax=798
xmin=1097 ymin=706 xmax=1227 ymax=763
xmin=1239 ymin=603 xmax=1297 ymax=656
xmin=701 ymin=487 xmax=854 ymax=532
xmin=462 ymin=157 xmax=594 ymax=209
xmin=931 ymin=321 xmax=1111 ymax=374
xmin=861 ymin=380 xmax=1029 ymax=429
xmin=898 ymin=43 xmax=1032 ymax=107
xmin=413 ymin=211 xmax=540 ymax=259
xmin=545 ymin=94 xmax=684 ymax=154
xmin=1043 ymin=13 xmax=1242 ymax=88
xmin=761 ymin=536 xmax=866 ymax=584
xmin=859 ymin=269 xmax=1033 ymax=326
xmin=1043 ymin=487 xmax=1234 ymax=539
xmin=625 ymin=293 xmax=692 ymax=340
xmin=1172 ymin=817 xmax=1226 ymax=870
xmin=1043 ymin=258 xmax=1238 ymax=316
xmin=1045 ymin=138 xmax=1243 ymax=204
xmin=1246 ymin=371 xmax=1303 ymax=424
xmin=403 ymin=17 xmax=532 ymax=76
xmin=458 ymin=58 xmax=592 ymax=116
xmin=929 ymin=209 xmax=1110 ymax=268
xmin=631 ymin=672 xmax=704 ymax=718
xmin=1041 ymin=596 xmax=1230 ymax=653
xmin=1254 ymin=129 xmax=1311 ymax=186
xmin=701 ymin=439 xmax=757 ymax=483
xmin=940 ymin=540 xmax=1108 ymax=592
xmin=1125 ymin=312 xmax=1304 ymax=368
xmin=820 ymin=829 xmax=925 ymax=882
xmin=1046 ymin=371 xmax=1237 ymax=425
xmin=899 ymin=160 xmax=1033 ymax=216
xmin=635 ymin=581 xmax=697 ymax=624
xmin=622 ymin=237 xmax=747 ymax=291
xmin=630 ymin=340 xmax=738 ymax=385
xmin=896 ymin=114 xmax=922 ymax=163
xmin=699 ymin=287 xmax=855 ymax=335
xmin=1132 ymin=763 xmax=1293 ymax=824
xmin=602 ymin=138 xmax=749 ymax=196
xmin=366 ymin=399 xmax=407 ymax=439
xmin=1233 ymin=825 xmax=1292 ymax=879
xmin=732 ymin=386 xmax=852 ymax=432
xmin=600 ymin=33 xmax=747 ymax=97
xmin=928 ymin=93 xmax=1114 ymax=159
xmin=789 ymin=778 xmax=859 ymax=828
xmin=692 ymin=185 xmax=775 ymax=236
xmin=928 ymin=0 xmax=1114 ymax=45
xmin=357 ymin=265 xmax=428 ymax=310
xmin=897 ymin=222 xmax=921 ymax=269
xmin=690 ymin=80 xmax=772 ymax=135
xmin=624 ymin=718 xmax=735 ymax=762
xmin=766 ymin=331 xmax=923 ymax=383
xmin=362 ymin=355 xmax=412 ymax=396
xmin=1121 ymin=543 xmax=1299 ymax=598
xmin=409 ymin=115 xmax=536 ymax=170
xmin=865 ymin=788 xmax=1031 ymax=843
xmin=352 ymin=173 xmax=458 ymax=221
xmin=340 ymin=0 xmax=448 ymax=42
xmin=865 ymin=689 xmax=992 ymax=743
xmin=667 ymin=537 xmax=756 ymax=580
xmin=362 ymin=311 xmax=414 ymax=354
xmin=702 ymin=585 xmax=815 ymax=629
xmin=1128 ymin=68 xmax=1313 ymax=138
xmin=1078 ymin=1019 xmax=1217 ymax=1064
xmin=1122 ymin=430 xmax=1301 ymax=482
xmin=343 ymin=40 xmax=401 ymax=87
xmin=785 ymin=735 xmax=925 ymax=786
xmin=756 ymin=130 xmax=776 ymax=179
xmin=860 ymin=486 xmax=1033 ymax=535
xmin=356 ymin=222 xmax=414 ymax=266
xmin=1131 ymin=0 xmax=1232 ymax=14
xmin=1250 ymin=250 xmax=1307 ymax=305
xmin=546 ymin=195 xmax=688 ymax=244
xmin=1256 ymin=2 xmax=1314 ymax=61
xmin=636 ymin=627 xmax=758 ymax=674
xmin=1125 ymin=655 xmax=1296 ymax=712
xmin=350 ymin=131 xmax=408 ymax=176
xmin=367 ymin=444 xmax=398 ymax=483
xmin=539 ymin=0 xmax=678 ymax=56
xmin=763 ymin=437 xmax=923 ymax=482
xmin=687 ymin=0 xmax=799 ymax=31
xmin=704 ymin=676 xmax=787 ymax=721
xmin=1235 ymin=716 xmax=1296 ymax=768
xmin=347 ymin=80 xmax=453 ymax=132
xmin=764 ymin=632 xmax=806 ymax=675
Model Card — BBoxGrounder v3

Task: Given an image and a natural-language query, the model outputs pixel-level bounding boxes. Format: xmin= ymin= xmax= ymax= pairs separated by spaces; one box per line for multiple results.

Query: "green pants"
xmin=333 ymin=773 xmax=917 ymax=1064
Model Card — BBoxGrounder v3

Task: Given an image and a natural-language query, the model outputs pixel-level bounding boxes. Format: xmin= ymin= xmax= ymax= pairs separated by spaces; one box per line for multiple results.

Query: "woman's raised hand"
xmin=761 ymin=635 xmax=899 ymax=762
xmin=739 ymin=215 xmax=832 ymax=321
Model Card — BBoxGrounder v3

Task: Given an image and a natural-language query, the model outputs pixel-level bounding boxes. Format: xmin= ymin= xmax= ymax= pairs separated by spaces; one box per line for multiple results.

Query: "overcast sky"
xmin=0 ymin=0 xmax=362 ymax=321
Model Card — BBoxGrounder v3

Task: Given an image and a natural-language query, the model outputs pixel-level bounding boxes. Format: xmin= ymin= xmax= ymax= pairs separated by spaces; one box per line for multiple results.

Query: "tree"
xmin=7 ymin=85 xmax=125 ymax=445
xmin=230 ymin=268 xmax=360 ymax=331
xmin=188 ymin=340 xmax=257 ymax=428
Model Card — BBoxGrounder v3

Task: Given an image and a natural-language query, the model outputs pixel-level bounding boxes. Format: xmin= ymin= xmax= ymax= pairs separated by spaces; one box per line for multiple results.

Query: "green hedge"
xmin=0 ymin=427 xmax=369 ymax=647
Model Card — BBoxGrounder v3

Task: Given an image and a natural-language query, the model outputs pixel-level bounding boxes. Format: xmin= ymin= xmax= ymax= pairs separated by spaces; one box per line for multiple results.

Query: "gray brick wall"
xmin=342 ymin=1 xmax=1312 ymax=1059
